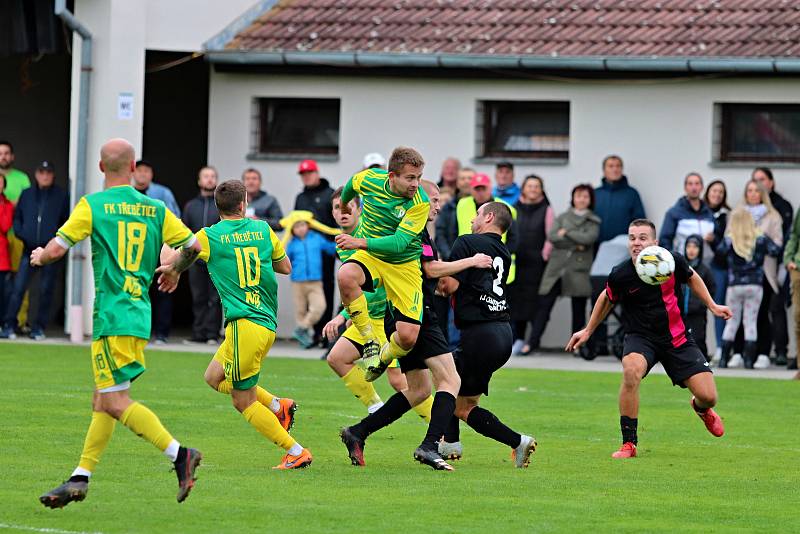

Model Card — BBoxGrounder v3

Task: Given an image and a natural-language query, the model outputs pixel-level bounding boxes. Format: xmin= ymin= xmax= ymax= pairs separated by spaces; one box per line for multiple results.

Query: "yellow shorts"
xmin=348 ymin=250 xmax=423 ymax=322
xmin=214 ymin=318 xmax=275 ymax=390
xmin=342 ymin=318 xmax=399 ymax=368
xmin=91 ymin=336 xmax=148 ymax=390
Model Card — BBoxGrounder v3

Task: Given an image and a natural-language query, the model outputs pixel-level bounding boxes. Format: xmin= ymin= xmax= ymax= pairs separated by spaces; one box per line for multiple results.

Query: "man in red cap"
xmin=294 ymin=159 xmax=336 ymax=347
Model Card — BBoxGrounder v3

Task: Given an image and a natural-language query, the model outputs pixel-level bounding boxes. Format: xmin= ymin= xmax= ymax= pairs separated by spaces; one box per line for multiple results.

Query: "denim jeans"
xmin=710 ymin=264 xmax=728 ymax=347
xmin=4 ymin=249 xmax=59 ymax=330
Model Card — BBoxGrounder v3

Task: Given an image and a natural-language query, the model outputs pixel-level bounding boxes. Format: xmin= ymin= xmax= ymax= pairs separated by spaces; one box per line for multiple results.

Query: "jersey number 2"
xmin=492 ymin=256 xmax=504 ymax=296
xmin=117 ymin=222 xmax=147 ymax=272
xmin=235 ymin=247 xmax=261 ymax=288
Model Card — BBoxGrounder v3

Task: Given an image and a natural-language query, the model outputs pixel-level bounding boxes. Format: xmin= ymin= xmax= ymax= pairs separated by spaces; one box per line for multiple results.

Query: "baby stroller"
xmin=588 ymin=235 xmax=630 ymax=359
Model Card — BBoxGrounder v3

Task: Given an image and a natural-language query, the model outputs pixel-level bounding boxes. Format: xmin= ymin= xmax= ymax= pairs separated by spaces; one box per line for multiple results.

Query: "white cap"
xmin=362 ymin=152 xmax=386 ymax=169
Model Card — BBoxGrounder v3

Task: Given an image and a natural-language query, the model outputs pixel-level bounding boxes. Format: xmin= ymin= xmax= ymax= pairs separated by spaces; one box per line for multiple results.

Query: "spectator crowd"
xmin=2 ymin=138 xmax=800 ymax=376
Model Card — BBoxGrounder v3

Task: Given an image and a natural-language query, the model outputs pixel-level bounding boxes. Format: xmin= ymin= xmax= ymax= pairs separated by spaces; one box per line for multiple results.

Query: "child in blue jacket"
xmin=286 ymin=220 xmax=336 ymax=347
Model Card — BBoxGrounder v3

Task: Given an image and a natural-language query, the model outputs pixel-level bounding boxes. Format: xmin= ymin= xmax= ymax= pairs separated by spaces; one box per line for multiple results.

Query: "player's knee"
xmin=337 ymin=264 xmax=360 ymax=290
xmin=395 ymin=325 xmax=419 ymax=349
xmin=621 ymin=365 xmax=642 ymax=388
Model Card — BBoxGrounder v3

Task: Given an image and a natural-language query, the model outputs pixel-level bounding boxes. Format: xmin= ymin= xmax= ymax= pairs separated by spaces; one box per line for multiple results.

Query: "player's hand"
xmin=788 ymin=262 xmax=798 ymax=271
xmin=335 ymin=234 xmax=365 ymax=250
xmin=710 ymin=304 xmax=732 ymax=320
xmin=155 ymin=264 xmax=180 ymax=293
xmin=323 ymin=315 xmax=346 ymax=342
xmin=30 ymin=247 xmax=46 ymax=266
xmin=471 ymin=253 xmax=493 ymax=269
xmin=565 ymin=328 xmax=591 ymax=352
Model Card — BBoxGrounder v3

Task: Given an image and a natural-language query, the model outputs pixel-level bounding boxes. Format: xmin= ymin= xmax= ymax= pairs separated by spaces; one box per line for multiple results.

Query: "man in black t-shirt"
xmin=340 ymin=180 xmax=492 ymax=471
xmin=567 ymin=219 xmax=732 ymax=459
xmin=438 ymin=202 xmax=537 ymax=468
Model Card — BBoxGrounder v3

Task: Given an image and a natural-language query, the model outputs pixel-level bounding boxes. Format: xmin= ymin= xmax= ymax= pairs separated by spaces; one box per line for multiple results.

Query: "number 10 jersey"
xmin=448 ymin=232 xmax=512 ymax=326
xmin=56 ymin=185 xmax=195 ymax=340
xmin=196 ymin=218 xmax=286 ymax=332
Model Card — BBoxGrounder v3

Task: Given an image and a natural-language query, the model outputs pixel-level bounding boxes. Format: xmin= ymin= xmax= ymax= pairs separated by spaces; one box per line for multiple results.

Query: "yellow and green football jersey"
xmin=196 ymin=218 xmax=284 ymax=331
xmin=56 ymin=185 xmax=194 ymax=340
xmin=341 ymin=168 xmax=429 ymax=264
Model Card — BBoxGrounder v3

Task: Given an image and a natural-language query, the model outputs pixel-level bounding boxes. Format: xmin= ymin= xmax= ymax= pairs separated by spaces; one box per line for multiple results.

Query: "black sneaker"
xmin=413 ymin=447 xmax=454 ymax=471
xmin=173 ymin=447 xmax=202 ymax=503
xmin=339 ymin=427 xmax=365 ymax=466
xmin=775 ymin=353 xmax=788 ymax=366
xmin=788 ymin=358 xmax=798 ymax=370
xmin=39 ymin=478 xmax=88 ymax=508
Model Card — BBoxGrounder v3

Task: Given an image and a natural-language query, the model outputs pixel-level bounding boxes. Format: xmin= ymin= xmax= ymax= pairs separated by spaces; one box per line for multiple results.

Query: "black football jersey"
xmin=448 ymin=232 xmax=511 ymax=325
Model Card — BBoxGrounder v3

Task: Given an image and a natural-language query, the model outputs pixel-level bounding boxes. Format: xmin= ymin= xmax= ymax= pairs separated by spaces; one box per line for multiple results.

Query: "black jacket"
xmin=435 ymin=198 xmax=459 ymax=260
xmin=182 ymin=194 xmax=219 ymax=233
xmin=770 ymin=190 xmax=793 ymax=252
xmin=13 ymin=183 xmax=69 ymax=249
xmin=294 ymin=178 xmax=335 ymax=229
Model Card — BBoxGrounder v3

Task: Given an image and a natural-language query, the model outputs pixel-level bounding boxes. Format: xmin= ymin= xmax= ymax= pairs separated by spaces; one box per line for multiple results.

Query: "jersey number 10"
xmin=234 ymin=246 xmax=261 ymax=288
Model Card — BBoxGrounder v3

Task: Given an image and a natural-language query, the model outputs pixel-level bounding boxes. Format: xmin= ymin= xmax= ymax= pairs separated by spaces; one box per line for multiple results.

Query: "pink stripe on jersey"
xmin=605 ymin=282 xmax=616 ymax=303
xmin=421 ymin=244 xmax=433 ymax=257
xmin=660 ymin=276 xmax=687 ymax=347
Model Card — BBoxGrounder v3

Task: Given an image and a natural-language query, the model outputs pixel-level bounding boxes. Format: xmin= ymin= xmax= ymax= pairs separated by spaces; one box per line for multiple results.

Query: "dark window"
xmin=720 ymin=103 xmax=800 ymax=163
xmin=480 ymin=101 xmax=569 ymax=159
xmin=254 ymin=98 xmax=339 ymax=156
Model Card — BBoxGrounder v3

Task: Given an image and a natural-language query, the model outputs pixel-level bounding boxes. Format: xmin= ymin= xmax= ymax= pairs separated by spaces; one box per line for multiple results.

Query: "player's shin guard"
xmin=465 ymin=406 xmax=521 ymax=448
xmin=119 ymin=402 xmax=175 ymax=452
xmin=342 ymin=366 xmax=382 ymax=408
xmin=412 ymin=395 xmax=433 ymax=423
xmin=419 ymin=392 xmax=456 ymax=450
xmin=344 ymin=294 xmax=376 ymax=341
xmin=380 ymin=332 xmax=411 ymax=365
xmin=77 ymin=411 xmax=117 ymax=474
xmin=242 ymin=401 xmax=296 ymax=451
xmin=350 ymin=392 xmax=412 ymax=439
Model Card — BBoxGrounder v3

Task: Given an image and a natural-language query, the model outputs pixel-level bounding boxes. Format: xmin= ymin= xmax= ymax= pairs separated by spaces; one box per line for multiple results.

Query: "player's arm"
xmin=338 ymin=173 xmax=363 ymax=215
xmin=31 ymin=197 xmax=92 ymax=266
xmin=435 ymin=235 xmax=472 ymax=295
xmin=687 ymin=269 xmax=731 ymax=319
xmin=565 ymin=290 xmax=614 ymax=351
xmin=422 ymin=253 xmax=492 ymax=278
xmin=338 ymin=201 xmax=429 ymax=253
xmin=270 ymin=227 xmax=292 ymax=275
xmin=155 ymin=211 xmax=202 ymax=292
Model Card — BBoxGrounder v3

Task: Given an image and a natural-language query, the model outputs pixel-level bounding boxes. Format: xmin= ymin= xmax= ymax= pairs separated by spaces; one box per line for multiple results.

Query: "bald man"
xmin=35 ymin=138 xmax=204 ymax=508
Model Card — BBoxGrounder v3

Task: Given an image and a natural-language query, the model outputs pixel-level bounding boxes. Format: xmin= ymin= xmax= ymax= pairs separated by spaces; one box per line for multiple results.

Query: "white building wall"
xmin=209 ymin=72 xmax=800 ymax=347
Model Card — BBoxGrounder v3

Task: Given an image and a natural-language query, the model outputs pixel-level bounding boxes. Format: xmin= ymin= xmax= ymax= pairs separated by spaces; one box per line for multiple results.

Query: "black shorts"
xmin=385 ymin=304 xmax=450 ymax=373
xmin=623 ymin=333 xmax=712 ymax=387
xmin=454 ymin=321 xmax=513 ymax=396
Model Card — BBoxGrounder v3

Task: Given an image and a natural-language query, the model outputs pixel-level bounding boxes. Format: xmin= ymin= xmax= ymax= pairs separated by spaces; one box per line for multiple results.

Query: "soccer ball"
xmin=635 ymin=246 xmax=675 ymax=285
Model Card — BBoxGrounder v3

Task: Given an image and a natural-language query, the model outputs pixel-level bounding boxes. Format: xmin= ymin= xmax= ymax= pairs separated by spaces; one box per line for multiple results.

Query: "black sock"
xmin=68 ymin=475 xmax=89 ymax=483
xmin=620 ymin=416 xmax=638 ymax=445
xmin=419 ymin=391 xmax=456 ymax=450
xmin=443 ymin=415 xmax=461 ymax=442
xmin=465 ymin=406 xmax=522 ymax=448
xmin=173 ymin=446 xmax=188 ymax=465
xmin=350 ymin=392 xmax=411 ymax=440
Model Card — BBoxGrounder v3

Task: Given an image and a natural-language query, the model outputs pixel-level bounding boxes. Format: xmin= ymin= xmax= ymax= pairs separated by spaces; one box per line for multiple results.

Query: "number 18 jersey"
xmin=447 ymin=232 xmax=511 ymax=326
xmin=196 ymin=218 xmax=285 ymax=331
xmin=56 ymin=185 xmax=195 ymax=340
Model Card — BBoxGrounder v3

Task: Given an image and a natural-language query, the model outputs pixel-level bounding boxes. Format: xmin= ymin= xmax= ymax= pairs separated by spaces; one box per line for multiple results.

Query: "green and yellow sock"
xmin=380 ymin=332 xmax=411 ymax=365
xmin=242 ymin=401 xmax=296 ymax=451
xmin=344 ymin=294 xmax=375 ymax=341
xmin=77 ymin=411 xmax=117 ymax=474
xmin=342 ymin=366 xmax=382 ymax=408
xmin=412 ymin=395 xmax=434 ymax=423
xmin=119 ymin=402 xmax=174 ymax=452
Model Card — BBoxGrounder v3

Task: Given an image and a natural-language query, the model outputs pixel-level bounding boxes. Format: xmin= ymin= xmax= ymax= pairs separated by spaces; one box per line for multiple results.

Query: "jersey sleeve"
xmin=162 ymin=208 xmax=195 ymax=248
xmin=447 ymin=236 xmax=471 ymax=283
xmin=397 ymin=201 xmax=429 ymax=237
xmin=270 ymin=227 xmax=286 ymax=261
xmin=673 ymin=253 xmax=694 ymax=283
xmin=56 ymin=197 xmax=92 ymax=247
xmin=340 ymin=172 xmax=364 ymax=204
xmin=195 ymin=228 xmax=210 ymax=263
xmin=605 ymin=268 xmax=622 ymax=303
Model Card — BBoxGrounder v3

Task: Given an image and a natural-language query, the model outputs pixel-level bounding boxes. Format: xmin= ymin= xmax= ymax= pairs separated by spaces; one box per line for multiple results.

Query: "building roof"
xmin=205 ymin=0 xmax=800 ymax=73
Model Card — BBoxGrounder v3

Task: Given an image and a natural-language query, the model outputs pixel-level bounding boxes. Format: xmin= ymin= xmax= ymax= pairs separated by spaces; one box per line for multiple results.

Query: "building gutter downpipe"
xmin=55 ymin=0 xmax=92 ymax=343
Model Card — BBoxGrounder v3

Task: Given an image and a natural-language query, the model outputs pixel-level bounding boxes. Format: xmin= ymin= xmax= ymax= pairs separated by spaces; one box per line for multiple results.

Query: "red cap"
xmin=297 ymin=159 xmax=319 ymax=174
xmin=470 ymin=173 xmax=491 ymax=189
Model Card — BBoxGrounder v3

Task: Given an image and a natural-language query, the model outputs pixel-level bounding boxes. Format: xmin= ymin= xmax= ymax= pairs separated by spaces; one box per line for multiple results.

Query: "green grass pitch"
xmin=1 ymin=342 xmax=798 ymax=533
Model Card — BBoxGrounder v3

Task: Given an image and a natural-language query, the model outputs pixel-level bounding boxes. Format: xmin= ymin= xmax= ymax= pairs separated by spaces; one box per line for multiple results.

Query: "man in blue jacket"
xmin=594 ymin=155 xmax=646 ymax=244
xmin=1 ymin=161 xmax=68 ymax=340
xmin=492 ymin=161 xmax=520 ymax=205
xmin=659 ymin=172 xmax=715 ymax=262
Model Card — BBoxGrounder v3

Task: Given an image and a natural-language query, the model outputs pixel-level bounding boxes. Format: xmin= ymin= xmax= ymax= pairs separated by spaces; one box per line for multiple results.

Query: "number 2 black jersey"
xmin=447 ymin=232 xmax=511 ymax=326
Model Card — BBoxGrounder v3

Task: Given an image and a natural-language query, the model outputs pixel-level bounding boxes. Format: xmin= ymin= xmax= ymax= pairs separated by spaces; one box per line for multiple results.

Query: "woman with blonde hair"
xmin=717 ymin=208 xmax=781 ymax=368
xmin=738 ymin=180 xmax=783 ymax=367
